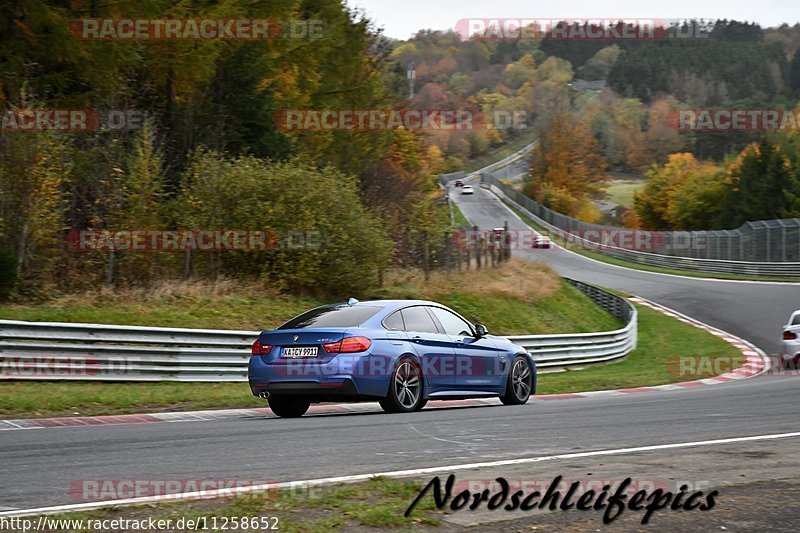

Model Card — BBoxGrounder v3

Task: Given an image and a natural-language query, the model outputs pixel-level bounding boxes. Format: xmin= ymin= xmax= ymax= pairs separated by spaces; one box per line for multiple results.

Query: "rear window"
xmin=277 ymin=305 xmax=381 ymax=330
xmin=792 ymin=314 xmax=800 ymax=325
xmin=383 ymin=311 xmax=405 ymax=331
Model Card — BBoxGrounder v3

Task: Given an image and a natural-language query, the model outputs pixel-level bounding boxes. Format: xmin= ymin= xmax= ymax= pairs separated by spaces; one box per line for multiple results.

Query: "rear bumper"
xmin=782 ymin=339 xmax=800 ymax=358
xmin=249 ymin=379 xmax=377 ymax=402
xmin=248 ymin=354 xmax=393 ymax=401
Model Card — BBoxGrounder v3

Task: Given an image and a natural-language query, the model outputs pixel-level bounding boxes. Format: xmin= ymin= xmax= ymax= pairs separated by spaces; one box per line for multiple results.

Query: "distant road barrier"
xmin=482 ymin=175 xmax=800 ymax=278
xmin=0 ymin=280 xmax=636 ymax=381
xmin=439 ymin=139 xmax=537 ymax=187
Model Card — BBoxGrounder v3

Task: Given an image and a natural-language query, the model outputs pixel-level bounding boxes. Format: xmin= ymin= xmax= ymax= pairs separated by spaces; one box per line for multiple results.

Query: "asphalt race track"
xmin=1 ymin=378 xmax=798 ymax=511
xmin=1 ymin=176 xmax=800 ymax=528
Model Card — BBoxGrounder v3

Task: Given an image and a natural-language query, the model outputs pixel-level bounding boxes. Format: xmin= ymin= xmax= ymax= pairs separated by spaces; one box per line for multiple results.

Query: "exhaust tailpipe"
xmin=258 ymin=391 xmax=270 ymax=399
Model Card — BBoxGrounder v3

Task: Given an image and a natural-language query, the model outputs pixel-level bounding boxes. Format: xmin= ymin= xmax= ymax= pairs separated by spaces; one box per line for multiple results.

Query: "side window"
xmin=792 ymin=313 xmax=800 ymax=325
xmin=429 ymin=307 xmax=473 ymax=337
xmin=401 ymin=307 xmax=440 ymax=334
xmin=383 ymin=311 xmax=405 ymax=331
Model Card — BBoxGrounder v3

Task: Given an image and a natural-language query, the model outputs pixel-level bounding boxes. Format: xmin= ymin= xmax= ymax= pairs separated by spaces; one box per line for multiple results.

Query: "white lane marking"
xmin=485 ymin=187 xmax=800 ymax=286
xmin=3 ymin=430 xmax=800 ymax=518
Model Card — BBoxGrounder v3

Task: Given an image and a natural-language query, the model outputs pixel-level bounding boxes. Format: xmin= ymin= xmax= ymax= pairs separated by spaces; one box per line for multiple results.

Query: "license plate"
xmin=282 ymin=347 xmax=318 ymax=358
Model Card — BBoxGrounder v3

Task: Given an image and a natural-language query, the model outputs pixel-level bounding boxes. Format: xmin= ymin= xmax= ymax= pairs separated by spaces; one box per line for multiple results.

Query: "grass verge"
xmin=602 ymin=180 xmax=645 ymax=208
xmin=537 ymin=302 xmax=743 ymax=393
xmin=450 ymin=199 xmax=470 ymax=228
xmin=0 ymin=261 xmax=616 ymax=335
xmin=0 ymin=279 xmax=323 ymax=331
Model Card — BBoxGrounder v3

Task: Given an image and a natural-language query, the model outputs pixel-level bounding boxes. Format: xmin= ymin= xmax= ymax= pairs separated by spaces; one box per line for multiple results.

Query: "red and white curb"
xmin=627 ymin=296 xmax=770 ymax=386
xmin=0 ymin=297 xmax=771 ymax=432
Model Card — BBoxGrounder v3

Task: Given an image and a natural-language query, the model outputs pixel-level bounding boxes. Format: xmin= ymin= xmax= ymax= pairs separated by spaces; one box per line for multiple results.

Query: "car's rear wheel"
xmin=500 ymin=356 xmax=533 ymax=405
xmin=380 ymin=359 xmax=424 ymax=413
xmin=268 ymin=396 xmax=311 ymax=418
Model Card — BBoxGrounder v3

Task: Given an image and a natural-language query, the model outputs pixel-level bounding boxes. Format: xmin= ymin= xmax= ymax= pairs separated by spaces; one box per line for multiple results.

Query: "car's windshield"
xmin=277 ymin=306 xmax=381 ymax=329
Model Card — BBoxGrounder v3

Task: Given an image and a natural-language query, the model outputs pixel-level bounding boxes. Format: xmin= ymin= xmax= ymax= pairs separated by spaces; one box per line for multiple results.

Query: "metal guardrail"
xmin=0 ymin=321 xmax=254 ymax=382
xmin=0 ymin=281 xmax=636 ymax=380
xmin=478 ymin=140 xmax=538 ymax=175
xmin=520 ymin=278 xmax=637 ymax=371
xmin=439 ymin=140 xmax=537 ymax=187
xmin=484 ymin=177 xmax=800 ymax=278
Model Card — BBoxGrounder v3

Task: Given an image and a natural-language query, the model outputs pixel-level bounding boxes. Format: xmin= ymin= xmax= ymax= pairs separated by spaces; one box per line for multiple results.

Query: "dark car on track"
xmin=248 ymin=299 xmax=536 ymax=417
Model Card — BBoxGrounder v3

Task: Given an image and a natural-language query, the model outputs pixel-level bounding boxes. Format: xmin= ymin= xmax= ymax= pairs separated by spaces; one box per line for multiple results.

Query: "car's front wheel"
xmin=268 ymin=396 xmax=311 ymax=418
xmin=380 ymin=359 xmax=424 ymax=413
xmin=500 ymin=355 xmax=533 ymax=405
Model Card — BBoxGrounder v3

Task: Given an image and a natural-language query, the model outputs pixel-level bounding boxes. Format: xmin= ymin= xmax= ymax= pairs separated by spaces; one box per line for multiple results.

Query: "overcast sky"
xmin=347 ymin=0 xmax=799 ymax=40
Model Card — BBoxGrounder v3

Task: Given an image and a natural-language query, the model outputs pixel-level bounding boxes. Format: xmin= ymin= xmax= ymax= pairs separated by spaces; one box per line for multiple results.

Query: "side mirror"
xmin=475 ymin=324 xmax=488 ymax=338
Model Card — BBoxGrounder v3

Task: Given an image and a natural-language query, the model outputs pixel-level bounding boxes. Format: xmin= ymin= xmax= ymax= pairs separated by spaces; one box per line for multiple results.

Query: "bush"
xmin=174 ymin=151 xmax=392 ymax=296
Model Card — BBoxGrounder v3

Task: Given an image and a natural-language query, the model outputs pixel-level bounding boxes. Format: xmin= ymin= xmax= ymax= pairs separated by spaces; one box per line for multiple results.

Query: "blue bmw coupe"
xmin=248 ymin=299 xmax=536 ymax=417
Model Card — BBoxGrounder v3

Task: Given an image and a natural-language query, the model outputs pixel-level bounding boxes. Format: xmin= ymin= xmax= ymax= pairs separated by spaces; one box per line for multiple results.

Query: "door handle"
xmin=412 ymin=336 xmax=424 ymax=343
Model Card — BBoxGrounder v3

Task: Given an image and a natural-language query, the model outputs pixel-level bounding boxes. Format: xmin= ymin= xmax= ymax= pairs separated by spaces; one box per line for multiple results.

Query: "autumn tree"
xmin=634 ymin=153 xmax=725 ymax=230
xmin=525 ymin=112 xmax=608 ymax=220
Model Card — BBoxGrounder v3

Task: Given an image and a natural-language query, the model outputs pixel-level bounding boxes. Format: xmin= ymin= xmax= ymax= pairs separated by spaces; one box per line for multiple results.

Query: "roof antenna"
xmin=347 ymin=298 xmax=359 ymax=307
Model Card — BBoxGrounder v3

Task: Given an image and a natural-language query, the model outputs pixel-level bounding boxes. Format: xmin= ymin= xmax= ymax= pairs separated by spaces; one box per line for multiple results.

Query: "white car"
xmin=533 ymin=235 xmax=551 ymax=249
xmin=461 ymin=185 xmax=474 ymax=195
xmin=781 ymin=310 xmax=800 ymax=368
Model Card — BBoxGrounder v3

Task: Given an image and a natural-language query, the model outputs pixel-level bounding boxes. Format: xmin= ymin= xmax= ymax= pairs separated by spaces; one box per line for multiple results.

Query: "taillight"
xmin=783 ymin=331 xmax=797 ymax=340
xmin=251 ymin=339 xmax=272 ymax=355
xmin=323 ymin=336 xmax=372 ymax=354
